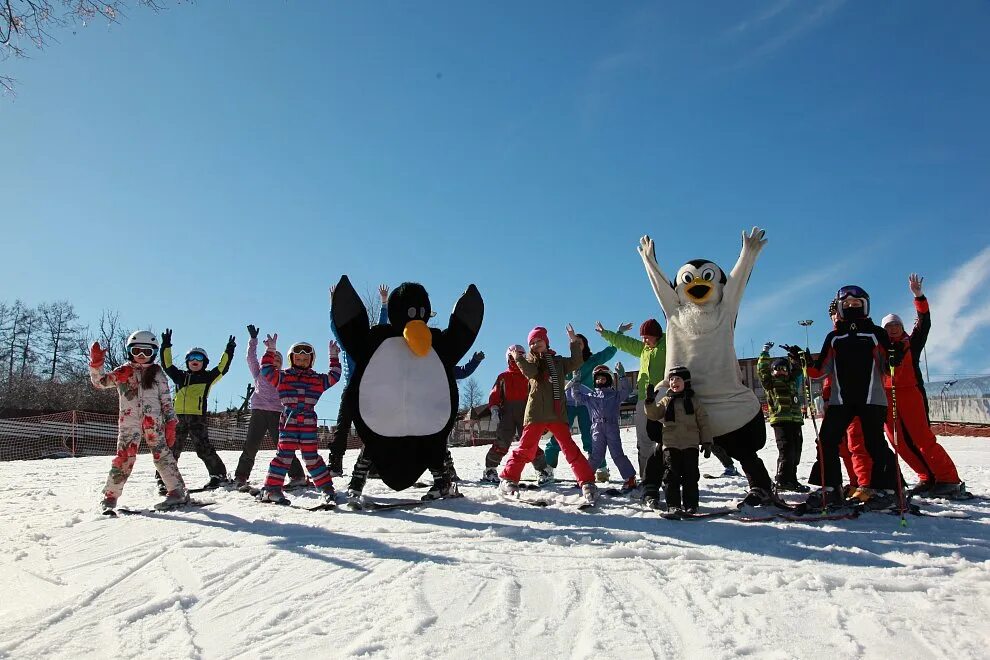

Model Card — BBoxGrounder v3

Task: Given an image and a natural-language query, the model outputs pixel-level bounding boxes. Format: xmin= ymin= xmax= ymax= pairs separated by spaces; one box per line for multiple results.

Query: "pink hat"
xmin=527 ymin=326 xmax=549 ymax=348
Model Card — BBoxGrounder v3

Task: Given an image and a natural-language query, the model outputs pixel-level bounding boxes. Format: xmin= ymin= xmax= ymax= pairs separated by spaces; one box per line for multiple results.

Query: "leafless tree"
xmin=460 ymin=377 xmax=483 ymax=412
xmin=3 ymin=300 xmax=32 ymax=381
xmin=95 ymin=308 xmax=130 ymax=370
xmin=1 ymin=0 xmax=173 ymax=95
xmin=38 ymin=300 xmax=84 ymax=380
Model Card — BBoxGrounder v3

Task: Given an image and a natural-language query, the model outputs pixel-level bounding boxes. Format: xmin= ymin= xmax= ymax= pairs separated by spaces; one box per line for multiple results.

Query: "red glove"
xmin=89 ymin=342 xmax=107 ymax=369
xmin=112 ymin=365 xmax=134 ymax=383
xmin=165 ymin=419 xmax=178 ymax=447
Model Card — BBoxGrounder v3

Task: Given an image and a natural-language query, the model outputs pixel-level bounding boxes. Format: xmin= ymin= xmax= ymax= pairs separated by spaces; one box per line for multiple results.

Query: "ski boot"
xmin=722 ymin=465 xmax=740 ymax=477
xmin=842 ymin=484 xmax=860 ymax=499
xmin=346 ymin=488 xmax=365 ymax=510
xmin=155 ymin=490 xmax=191 ymax=511
xmin=328 ymin=453 xmax=344 ymax=478
xmin=101 ymin=495 xmax=118 ymax=515
xmin=846 ymin=487 xmax=894 ymax=510
xmin=595 ymin=467 xmax=610 ymax=483
xmin=202 ymin=474 xmax=228 ymax=491
xmin=775 ymin=480 xmax=810 ymax=493
xmin=802 ymin=487 xmax=844 ymax=512
xmin=480 ymin=467 xmax=500 ymax=484
xmin=233 ymin=476 xmax=250 ymax=492
xmin=424 ymin=477 xmax=458 ymax=500
xmin=258 ymin=487 xmax=290 ymax=506
xmin=682 ymin=506 xmax=698 ymax=516
xmin=320 ymin=483 xmax=337 ymax=505
xmin=499 ymin=479 xmax=520 ymax=497
xmin=906 ymin=481 xmax=933 ymax=497
xmin=621 ymin=476 xmax=638 ymax=492
xmin=740 ymin=487 xmax=773 ymax=507
xmin=158 ymin=484 xmax=168 ymax=496
xmin=928 ymin=481 xmax=970 ymax=500
xmin=641 ymin=492 xmax=663 ymax=510
xmin=580 ymin=482 xmax=599 ymax=506
xmin=537 ymin=466 xmax=555 ymax=486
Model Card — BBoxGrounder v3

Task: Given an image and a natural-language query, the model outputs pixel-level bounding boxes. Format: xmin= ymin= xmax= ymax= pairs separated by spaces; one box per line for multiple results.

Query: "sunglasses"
xmin=129 ymin=346 xmax=156 ymax=358
xmin=836 ymin=285 xmax=868 ymax=300
xmin=186 ymin=353 xmax=206 ymax=362
xmin=292 ymin=346 xmax=315 ymax=355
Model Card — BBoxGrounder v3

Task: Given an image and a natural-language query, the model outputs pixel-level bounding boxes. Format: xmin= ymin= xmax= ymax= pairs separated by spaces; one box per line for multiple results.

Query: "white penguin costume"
xmin=637 ymin=227 xmax=775 ymax=499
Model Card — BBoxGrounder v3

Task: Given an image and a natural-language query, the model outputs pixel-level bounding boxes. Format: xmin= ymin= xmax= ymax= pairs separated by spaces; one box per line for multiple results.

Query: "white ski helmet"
xmin=288 ymin=341 xmax=315 ymax=366
xmin=125 ymin=330 xmax=159 ymax=361
xmin=185 ymin=347 xmax=210 ymax=368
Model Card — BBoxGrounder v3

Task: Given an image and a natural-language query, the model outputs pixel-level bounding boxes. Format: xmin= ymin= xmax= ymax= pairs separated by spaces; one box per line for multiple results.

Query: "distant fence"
xmin=0 ymin=411 xmax=496 ymax=462
xmin=927 ymin=378 xmax=990 ymax=426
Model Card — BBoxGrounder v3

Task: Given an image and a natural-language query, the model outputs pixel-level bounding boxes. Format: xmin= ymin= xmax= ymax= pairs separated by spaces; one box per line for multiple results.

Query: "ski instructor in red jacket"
xmin=881 ymin=273 xmax=966 ymax=499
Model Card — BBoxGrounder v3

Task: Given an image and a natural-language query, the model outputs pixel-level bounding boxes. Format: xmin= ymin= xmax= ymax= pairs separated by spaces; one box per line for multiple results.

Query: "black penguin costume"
xmin=330 ymin=275 xmax=484 ymax=490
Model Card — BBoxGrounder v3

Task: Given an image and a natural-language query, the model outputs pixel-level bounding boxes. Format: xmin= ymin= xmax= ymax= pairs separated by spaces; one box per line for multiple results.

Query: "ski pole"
xmin=800 ymin=351 xmax=828 ymax=514
xmin=888 ymin=353 xmax=908 ymax=527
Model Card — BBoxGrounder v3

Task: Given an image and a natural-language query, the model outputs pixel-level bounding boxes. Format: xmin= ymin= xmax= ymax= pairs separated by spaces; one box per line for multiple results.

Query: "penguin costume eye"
xmin=407 ymin=307 xmax=417 ymax=319
xmin=702 ymin=268 xmax=715 ymax=281
xmin=419 ymin=307 xmax=426 ymax=319
xmin=682 ymin=272 xmax=694 ymax=284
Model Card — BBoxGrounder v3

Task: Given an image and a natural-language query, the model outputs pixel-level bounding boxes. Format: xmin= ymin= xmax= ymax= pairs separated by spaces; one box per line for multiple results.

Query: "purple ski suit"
xmin=569 ymin=376 xmax=636 ymax=481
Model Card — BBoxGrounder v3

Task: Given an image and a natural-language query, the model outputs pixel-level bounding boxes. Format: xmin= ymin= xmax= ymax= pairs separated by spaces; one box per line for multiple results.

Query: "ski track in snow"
xmin=0 ymin=425 xmax=988 ymax=659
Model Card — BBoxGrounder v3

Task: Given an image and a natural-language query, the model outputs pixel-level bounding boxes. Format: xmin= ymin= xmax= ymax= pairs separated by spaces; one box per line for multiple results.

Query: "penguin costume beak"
xmin=403 ymin=320 xmax=432 ymax=357
xmin=686 ymin=281 xmax=714 ymax=302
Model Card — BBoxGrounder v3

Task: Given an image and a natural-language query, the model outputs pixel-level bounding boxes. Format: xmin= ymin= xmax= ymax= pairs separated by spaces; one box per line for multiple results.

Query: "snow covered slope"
xmin=1 ymin=425 xmax=988 ymax=659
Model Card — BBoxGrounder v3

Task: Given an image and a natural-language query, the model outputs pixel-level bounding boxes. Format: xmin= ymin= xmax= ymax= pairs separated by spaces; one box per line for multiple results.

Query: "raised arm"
xmin=638 ymin=235 xmax=679 ymax=314
xmin=907 ymin=274 xmax=931 ymax=353
xmin=569 ymin=382 xmax=592 ymax=406
xmin=259 ymin=334 xmax=282 ymax=387
xmin=598 ymin=327 xmax=644 ymax=358
xmin=159 ymin=329 xmax=184 ymax=384
xmin=561 ymin=325 xmax=585 ymax=374
xmin=246 ymin=326 xmax=261 ymax=378
xmin=320 ymin=341 xmax=342 ymax=391
xmin=210 ymin=335 xmax=236 ymax=385
xmin=453 ymin=351 xmax=484 ymax=380
xmin=724 ymin=227 xmax=767 ymax=314
xmin=88 ymin=342 xmax=118 ymax=389
xmin=756 ymin=343 xmax=773 ymax=389
xmin=512 ymin=352 xmax=538 ymax=379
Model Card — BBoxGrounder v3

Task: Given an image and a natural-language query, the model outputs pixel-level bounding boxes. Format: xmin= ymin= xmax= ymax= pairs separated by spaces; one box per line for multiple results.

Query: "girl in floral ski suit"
xmin=90 ymin=331 xmax=187 ymax=511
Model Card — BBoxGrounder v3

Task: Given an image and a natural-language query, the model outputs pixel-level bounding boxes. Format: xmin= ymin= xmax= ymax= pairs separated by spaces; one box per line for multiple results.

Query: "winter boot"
xmin=581 ymin=482 xmax=599 ymax=506
xmin=481 ymin=467 xmax=500 ymax=484
xmin=803 ymin=487 xmax=844 ymax=511
xmin=846 ymin=487 xmax=895 ymax=510
xmin=722 ymin=465 xmax=740 ymax=477
xmin=740 ymin=487 xmax=773 ymax=507
xmin=595 ymin=467 xmax=610 ymax=483
xmin=424 ymin=477 xmax=458 ymax=500
xmin=155 ymin=490 xmax=190 ymax=511
xmin=258 ymin=488 xmax=290 ymax=505
xmin=499 ymin=479 xmax=520 ymax=497
xmin=537 ymin=466 xmax=555 ymax=486
xmin=328 ymin=453 xmax=344 ymax=478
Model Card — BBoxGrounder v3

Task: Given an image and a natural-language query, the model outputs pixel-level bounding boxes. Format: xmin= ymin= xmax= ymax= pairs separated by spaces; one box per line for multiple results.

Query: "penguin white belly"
xmin=359 ymin=337 xmax=452 ymax=437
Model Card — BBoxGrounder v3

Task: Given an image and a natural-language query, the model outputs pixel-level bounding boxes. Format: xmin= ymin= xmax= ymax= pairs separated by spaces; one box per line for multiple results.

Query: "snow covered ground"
xmin=0 ymin=424 xmax=988 ymax=660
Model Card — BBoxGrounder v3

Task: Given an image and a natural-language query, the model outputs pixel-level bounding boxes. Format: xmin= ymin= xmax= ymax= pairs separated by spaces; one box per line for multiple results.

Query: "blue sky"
xmin=3 ymin=1 xmax=990 ymax=417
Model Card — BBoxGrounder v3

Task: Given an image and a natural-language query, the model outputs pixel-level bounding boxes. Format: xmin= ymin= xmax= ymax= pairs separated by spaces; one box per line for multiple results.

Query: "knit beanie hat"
xmin=881 ymin=314 xmax=904 ymax=328
xmin=528 ymin=326 xmax=549 ymax=348
xmin=668 ymin=365 xmax=691 ymax=385
xmin=640 ymin=319 xmax=663 ymax=338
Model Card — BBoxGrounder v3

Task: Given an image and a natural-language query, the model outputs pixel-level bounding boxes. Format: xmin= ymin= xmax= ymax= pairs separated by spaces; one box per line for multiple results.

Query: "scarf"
xmin=664 ymin=388 xmax=695 ymax=422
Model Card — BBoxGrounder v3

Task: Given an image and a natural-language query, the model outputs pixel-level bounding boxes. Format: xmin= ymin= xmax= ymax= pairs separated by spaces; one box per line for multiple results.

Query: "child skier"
xmin=595 ymin=319 xmax=667 ymax=477
xmin=881 ymin=273 xmax=966 ymax=498
xmin=258 ymin=334 xmax=342 ymax=505
xmin=546 ymin=332 xmax=617 ymax=482
xmin=159 ymin=329 xmax=235 ymax=491
xmin=567 ymin=363 xmax=637 ymax=490
xmin=499 ymin=326 xmax=598 ymax=504
xmin=233 ymin=324 xmax=305 ymax=489
xmin=90 ymin=331 xmax=189 ymax=512
xmin=757 ymin=342 xmax=809 ymax=493
xmin=803 ymin=285 xmax=901 ymax=510
xmin=482 ymin=345 xmax=555 ymax=484
xmin=327 ymin=284 xmax=390 ymax=477
xmin=644 ymin=366 xmax=712 ymax=514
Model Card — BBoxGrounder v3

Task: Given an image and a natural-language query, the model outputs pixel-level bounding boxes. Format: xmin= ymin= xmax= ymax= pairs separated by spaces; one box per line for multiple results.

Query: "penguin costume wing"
xmin=724 ymin=227 xmax=767 ymax=315
xmin=330 ymin=275 xmax=371 ymax=365
xmin=435 ymin=284 xmax=485 ymax=367
xmin=638 ymin=234 xmax=679 ymax=317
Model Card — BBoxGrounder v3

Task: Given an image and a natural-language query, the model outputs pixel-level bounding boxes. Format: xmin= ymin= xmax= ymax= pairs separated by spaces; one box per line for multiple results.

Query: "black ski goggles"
xmin=186 ymin=353 xmax=206 ymax=362
xmin=836 ymin=285 xmax=868 ymax=301
xmin=129 ymin=346 xmax=156 ymax=358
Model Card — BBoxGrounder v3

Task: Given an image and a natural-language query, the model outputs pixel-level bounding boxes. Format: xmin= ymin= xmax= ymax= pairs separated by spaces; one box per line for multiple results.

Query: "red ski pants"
xmin=838 ymin=418 xmax=870 ymax=487
xmin=884 ymin=386 xmax=960 ymax=483
xmin=500 ymin=422 xmax=594 ymax=484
